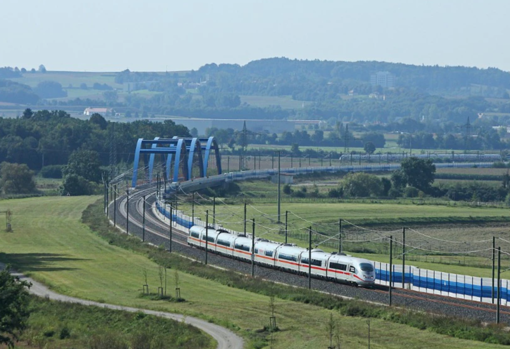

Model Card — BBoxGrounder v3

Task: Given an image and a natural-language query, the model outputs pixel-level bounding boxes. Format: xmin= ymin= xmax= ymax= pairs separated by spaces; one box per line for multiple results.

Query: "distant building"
xmin=83 ymin=107 xmax=112 ymax=116
xmin=370 ymin=71 xmax=395 ymax=88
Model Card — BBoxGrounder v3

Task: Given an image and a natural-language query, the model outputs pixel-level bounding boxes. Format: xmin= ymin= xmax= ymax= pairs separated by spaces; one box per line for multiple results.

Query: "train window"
xmin=206 ymin=236 xmax=215 ymax=243
xmin=191 ymin=232 xmax=200 ymax=238
xmin=349 ymin=266 xmax=356 ymax=273
xmin=254 ymin=248 xmax=259 ymax=254
xmin=234 ymin=244 xmax=250 ymax=252
xmin=360 ymin=263 xmax=374 ymax=272
xmin=265 ymin=250 xmax=274 ymax=257
xmin=217 ymin=239 xmax=231 ymax=247
xmin=278 ymin=254 xmax=297 ymax=262
xmin=329 ymin=262 xmax=347 ymax=271
xmin=301 ymin=258 xmax=322 ymax=266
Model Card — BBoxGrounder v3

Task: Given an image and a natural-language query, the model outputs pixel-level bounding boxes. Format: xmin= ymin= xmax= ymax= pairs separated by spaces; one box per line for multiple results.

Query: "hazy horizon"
xmin=1 ymin=0 xmax=509 ymax=72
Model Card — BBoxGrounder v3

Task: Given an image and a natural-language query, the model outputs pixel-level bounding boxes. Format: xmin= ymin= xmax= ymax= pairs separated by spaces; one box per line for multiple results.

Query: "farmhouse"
xmin=83 ymin=107 xmax=113 ymax=116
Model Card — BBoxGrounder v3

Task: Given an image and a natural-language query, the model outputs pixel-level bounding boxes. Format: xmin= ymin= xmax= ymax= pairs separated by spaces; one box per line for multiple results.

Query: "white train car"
xmin=327 ymin=254 xmax=375 ymax=286
xmin=188 ymin=226 xmax=208 ymax=248
xmin=233 ymin=236 xmax=252 ymax=260
xmin=253 ymin=240 xmax=279 ymax=267
xmin=299 ymin=249 xmax=330 ymax=278
xmin=215 ymin=230 xmax=237 ymax=257
xmin=275 ymin=245 xmax=305 ymax=272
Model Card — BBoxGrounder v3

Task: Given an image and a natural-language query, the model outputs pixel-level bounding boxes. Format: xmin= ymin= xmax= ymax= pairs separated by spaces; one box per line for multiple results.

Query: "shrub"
xmin=404 ymin=186 xmax=420 ymax=198
xmin=62 ymin=174 xmax=94 ymax=196
xmin=59 ymin=326 xmax=70 ymax=339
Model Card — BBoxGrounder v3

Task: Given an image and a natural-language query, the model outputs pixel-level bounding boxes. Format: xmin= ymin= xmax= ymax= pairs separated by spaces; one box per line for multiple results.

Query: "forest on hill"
xmin=1 ymin=59 xmax=510 ymax=127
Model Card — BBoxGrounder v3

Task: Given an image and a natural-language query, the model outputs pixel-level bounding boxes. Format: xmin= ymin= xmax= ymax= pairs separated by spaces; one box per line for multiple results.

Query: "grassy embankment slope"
xmin=0 ymin=196 xmax=509 ymax=348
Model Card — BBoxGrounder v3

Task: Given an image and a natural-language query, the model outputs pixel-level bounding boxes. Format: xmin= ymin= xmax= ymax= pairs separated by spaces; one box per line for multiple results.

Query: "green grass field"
xmin=10 ymin=71 xmax=122 ymax=89
xmin=0 ymin=196 xmax=507 ymax=348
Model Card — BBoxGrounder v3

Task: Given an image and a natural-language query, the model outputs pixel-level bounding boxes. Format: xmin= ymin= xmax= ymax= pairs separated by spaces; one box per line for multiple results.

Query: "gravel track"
xmin=110 ymin=187 xmax=510 ymax=325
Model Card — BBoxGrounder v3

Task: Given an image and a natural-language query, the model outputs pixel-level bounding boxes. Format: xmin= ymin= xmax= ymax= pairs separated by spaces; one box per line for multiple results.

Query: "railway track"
xmin=109 ymin=186 xmax=510 ymax=324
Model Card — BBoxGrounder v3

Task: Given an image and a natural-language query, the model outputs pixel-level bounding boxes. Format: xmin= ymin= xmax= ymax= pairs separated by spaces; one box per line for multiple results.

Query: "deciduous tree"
xmin=0 ymin=162 xmax=37 ymax=194
xmin=399 ymin=157 xmax=436 ymax=193
xmin=0 ymin=266 xmax=31 ymax=348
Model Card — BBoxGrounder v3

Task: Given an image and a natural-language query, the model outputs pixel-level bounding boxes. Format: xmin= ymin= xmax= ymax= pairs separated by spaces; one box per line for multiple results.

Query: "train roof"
xmin=307 ymin=250 xmax=332 ymax=261
xmin=277 ymin=245 xmax=307 ymax=255
xmin=234 ymin=236 xmax=252 ymax=245
xmin=216 ymin=232 xmax=237 ymax=242
xmin=329 ymin=254 xmax=373 ymax=265
xmin=254 ymin=240 xmax=280 ymax=251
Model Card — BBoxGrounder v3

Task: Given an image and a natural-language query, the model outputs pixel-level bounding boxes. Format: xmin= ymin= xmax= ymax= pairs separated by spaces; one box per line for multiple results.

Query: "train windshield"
xmin=360 ymin=263 xmax=374 ymax=272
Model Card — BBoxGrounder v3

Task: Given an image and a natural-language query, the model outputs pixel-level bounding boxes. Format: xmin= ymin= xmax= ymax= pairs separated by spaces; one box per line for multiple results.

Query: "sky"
xmin=1 ymin=0 xmax=509 ymax=72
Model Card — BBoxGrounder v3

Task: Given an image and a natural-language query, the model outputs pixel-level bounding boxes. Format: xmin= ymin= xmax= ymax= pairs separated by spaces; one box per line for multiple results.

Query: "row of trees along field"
xmin=282 ymin=157 xmax=510 ymax=204
xmin=206 ymin=121 xmax=506 ymax=152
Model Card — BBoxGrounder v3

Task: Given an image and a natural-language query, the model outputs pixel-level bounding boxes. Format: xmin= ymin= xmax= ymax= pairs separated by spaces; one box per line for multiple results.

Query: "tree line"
xmin=0 ymin=109 xmax=190 ymax=171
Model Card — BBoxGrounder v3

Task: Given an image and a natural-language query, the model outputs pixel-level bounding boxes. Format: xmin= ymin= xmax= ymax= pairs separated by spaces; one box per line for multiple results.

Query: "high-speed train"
xmin=188 ymin=225 xmax=375 ymax=287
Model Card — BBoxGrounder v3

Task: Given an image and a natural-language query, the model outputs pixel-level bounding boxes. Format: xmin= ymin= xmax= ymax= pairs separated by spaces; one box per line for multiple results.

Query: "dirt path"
xmin=2 ymin=264 xmax=244 ymax=349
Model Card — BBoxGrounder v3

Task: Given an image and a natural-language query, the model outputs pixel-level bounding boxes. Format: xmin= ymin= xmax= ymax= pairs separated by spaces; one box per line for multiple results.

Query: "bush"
xmin=0 ymin=162 xmax=37 ymax=194
xmin=283 ymin=184 xmax=291 ymax=195
xmin=40 ymin=165 xmax=63 ymax=179
xmin=404 ymin=186 xmax=420 ymax=198
xmin=62 ymin=174 xmax=94 ymax=196
xmin=328 ymin=188 xmax=341 ymax=198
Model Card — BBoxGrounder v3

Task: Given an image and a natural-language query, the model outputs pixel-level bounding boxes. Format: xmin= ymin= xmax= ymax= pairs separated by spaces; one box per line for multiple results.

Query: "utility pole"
xmin=213 ymin=196 xmax=216 ymax=226
xmin=106 ymin=181 xmax=109 ymax=217
xmin=285 ymin=211 xmax=289 ymax=244
xmin=497 ymin=246 xmax=501 ymax=323
xmin=402 ymin=227 xmax=406 ymax=287
xmin=251 ymin=219 xmax=255 ymax=277
xmin=492 ymin=236 xmax=495 ymax=303
xmin=277 ymin=151 xmax=281 ymax=223
xmin=103 ymin=182 xmax=107 ymax=213
xmin=338 ymin=219 xmax=342 ymax=253
xmin=308 ymin=226 xmax=312 ymax=289
xmin=126 ymin=190 xmax=130 ymax=235
xmin=168 ymin=203 xmax=173 ymax=252
xmin=205 ymin=210 xmax=209 ymax=265
xmin=142 ymin=195 xmax=146 ymax=242
xmin=243 ymin=202 xmax=247 ymax=235
xmin=113 ymin=184 xmax=117 ymax=227
xmin=389 ymin=235 xmax=393 ymax=306
xmin=192 ymin=192 xmax=195 ymax=225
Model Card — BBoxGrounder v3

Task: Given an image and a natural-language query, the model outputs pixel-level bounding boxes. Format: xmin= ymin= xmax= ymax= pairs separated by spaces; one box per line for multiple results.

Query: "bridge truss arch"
xmin=131 ymin=136 xmax=221 ymax=188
